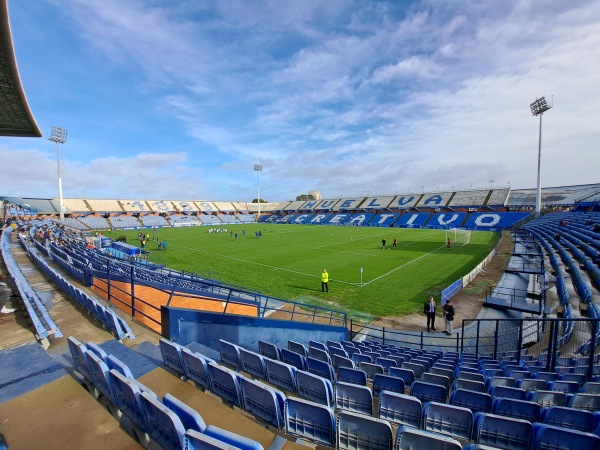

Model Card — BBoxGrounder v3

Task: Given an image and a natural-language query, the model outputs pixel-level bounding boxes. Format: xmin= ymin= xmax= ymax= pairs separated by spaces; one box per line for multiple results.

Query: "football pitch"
xmin=116 ymin=225 xmax=500 ymax=319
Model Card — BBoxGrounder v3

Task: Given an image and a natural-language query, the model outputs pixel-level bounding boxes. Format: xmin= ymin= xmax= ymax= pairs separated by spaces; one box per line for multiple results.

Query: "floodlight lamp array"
xmin=254 ymin=164 xmax=263 ymax=172
xmin=49 ymin=126 xmax=68 ymax=144
xmin=530 ymin=97 xmax=551 ymax=116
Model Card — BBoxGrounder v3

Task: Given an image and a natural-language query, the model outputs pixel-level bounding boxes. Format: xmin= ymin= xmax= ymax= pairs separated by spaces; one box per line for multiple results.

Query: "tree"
xmin=251 ymin=198 xmax=268 ymax=203
xmin=295 ymin=194 xmax=316 ymax=201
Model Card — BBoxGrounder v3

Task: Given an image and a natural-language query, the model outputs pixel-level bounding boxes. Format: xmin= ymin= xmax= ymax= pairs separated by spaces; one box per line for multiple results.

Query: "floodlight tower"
xmin=254 ymin=164 xmax=262 ymax=221
xmin=530 ymin=97 xmax=552 ymax=217
xmin=49 ymin=126 xmax=68 ymax=220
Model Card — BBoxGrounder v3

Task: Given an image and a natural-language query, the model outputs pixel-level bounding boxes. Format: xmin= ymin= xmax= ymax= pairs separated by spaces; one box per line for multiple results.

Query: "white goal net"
xmin=446 ymin=228 xmax=471 ymax=246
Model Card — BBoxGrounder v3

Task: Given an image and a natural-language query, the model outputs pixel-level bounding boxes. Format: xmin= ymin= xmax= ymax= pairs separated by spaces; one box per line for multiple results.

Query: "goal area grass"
xmin=115 ymin=224 xmax=500 ymax=319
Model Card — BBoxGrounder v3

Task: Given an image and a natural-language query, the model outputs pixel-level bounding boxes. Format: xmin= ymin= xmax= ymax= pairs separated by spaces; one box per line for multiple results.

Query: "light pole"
xmin=254 ymin=164 xmax=262 ymax=222
xmin=530 ymin=97 xmax=552 ymax=216
xmin=49 ymin=126 xmax=68 ymax=220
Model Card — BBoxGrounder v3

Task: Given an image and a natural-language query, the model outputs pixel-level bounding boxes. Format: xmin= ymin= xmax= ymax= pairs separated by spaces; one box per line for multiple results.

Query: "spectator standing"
xmin=443 ymin=300 xmax=455 ymax=335
xmin=423 ymin=296 xmax=437 ymax=332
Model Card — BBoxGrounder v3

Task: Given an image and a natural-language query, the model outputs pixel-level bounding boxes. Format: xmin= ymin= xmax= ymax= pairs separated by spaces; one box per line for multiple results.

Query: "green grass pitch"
xmin=114 ymin=224 xmax=500 ymax=319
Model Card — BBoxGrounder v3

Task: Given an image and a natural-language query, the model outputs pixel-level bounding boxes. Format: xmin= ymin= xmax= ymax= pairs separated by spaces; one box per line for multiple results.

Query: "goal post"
xmin=446 ymin=228 xmax=471 ymax=246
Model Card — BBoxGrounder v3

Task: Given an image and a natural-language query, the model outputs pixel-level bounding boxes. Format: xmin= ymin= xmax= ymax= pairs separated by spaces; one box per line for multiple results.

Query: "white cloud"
xmin=6 ymin=0 xmax=600 ymax=201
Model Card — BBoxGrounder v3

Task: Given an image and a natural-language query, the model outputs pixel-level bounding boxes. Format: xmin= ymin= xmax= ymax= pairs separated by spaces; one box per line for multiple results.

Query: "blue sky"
xmin=1 ymin=0 xmax=599 ymax=202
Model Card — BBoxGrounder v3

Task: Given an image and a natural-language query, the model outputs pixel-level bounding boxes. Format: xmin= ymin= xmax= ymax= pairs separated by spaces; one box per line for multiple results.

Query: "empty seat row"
xmin=0 ymin=228 xmax=63 ymax=343
xmin=68 ymin=336 xmax=262 ymax=450
xmin=285 ymin=395 xmax=600 ymax=450
xmin=23 ymin=237 xmax=135 ymax=341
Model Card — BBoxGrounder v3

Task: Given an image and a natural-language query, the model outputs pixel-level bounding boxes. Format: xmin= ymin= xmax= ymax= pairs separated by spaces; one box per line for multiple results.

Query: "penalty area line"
xmin=360 ymin=243 xmax=447 ymax=286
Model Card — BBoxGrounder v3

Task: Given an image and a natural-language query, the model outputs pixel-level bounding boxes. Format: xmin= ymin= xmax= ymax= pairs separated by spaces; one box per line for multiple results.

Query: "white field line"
xmin=357 ymin=243 xmax=447 ymax=286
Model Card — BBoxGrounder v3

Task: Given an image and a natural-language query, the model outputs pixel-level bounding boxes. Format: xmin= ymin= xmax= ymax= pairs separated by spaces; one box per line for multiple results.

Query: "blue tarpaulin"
xmin=110 ymin=242 xmax=142 ymax=256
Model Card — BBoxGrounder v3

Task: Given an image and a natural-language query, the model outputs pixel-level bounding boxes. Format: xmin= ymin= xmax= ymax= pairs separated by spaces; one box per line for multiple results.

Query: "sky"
xmin=1 ymin=0 xmax=599 ymax=202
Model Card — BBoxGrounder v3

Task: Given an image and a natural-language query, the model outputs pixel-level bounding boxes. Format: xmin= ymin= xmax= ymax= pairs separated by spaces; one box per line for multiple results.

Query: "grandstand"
xmin=2 ymin=190 xmax=600 ymax=448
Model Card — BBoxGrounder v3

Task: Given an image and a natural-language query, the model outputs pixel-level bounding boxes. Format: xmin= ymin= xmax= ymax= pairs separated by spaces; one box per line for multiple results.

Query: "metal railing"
xmin=349 ymin=317 xmax=599 ymax=380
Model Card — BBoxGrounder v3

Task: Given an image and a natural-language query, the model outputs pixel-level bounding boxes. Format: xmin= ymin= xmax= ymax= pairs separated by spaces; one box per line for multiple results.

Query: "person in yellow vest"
xmin=321 ymin=269 xmax=329 ymax=292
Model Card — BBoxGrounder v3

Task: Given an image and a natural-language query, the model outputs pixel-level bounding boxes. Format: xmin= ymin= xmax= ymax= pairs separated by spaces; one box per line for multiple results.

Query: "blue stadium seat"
xmin=473 ymin=412 xmax=533 ymax=450
xmin=517 ymin=378 xmax=548 ymax=392
xmin=457 ymin=371 xmax=485 ymax=383
xmin=429 ymin=366 xmax=455 ymax=383
xmin=410 ymin=381 xmax=447 ymax=404
xmin=560 ymin=373 xmax=587 ymax=386
xmin=352 ymin=353 xmax=373 ymax=365
xmin=159 ymin=339 xmax=185 ymax=375
xmin=539 ymin=405 xmax=595 ymax=432
xmin=329 ymin=346 xmax=349 ymax=359
xmin=508 ymin=370 xmax=531 ymax=381
xmin=389 ymin=367 xmax=415 ymax=387
xmin=403 ymin=361 xmax=426 ymax=379
xmin=218 ymin=340 xmax=242 ymax=371
xmin=162 ymin=393 xmax=206 ymax=433
xmin=488 ymin=385 xmax=526 ymax=400
xmin=337 ymin=367 xmax=368 ymax=386
xmin=376 ymin=357 xmax=397 ymax=373
xmin=422 ymin=401 xmax=472 ymax=441
xmin=87 ymin=351 xmax=116 ymax=402
xmin=258 ymin=340 xmax=280 ymax=360
xmin=139 ymin=391 xmax=186 ymax=450
xmin=239 ymin=376 xmax=285 ymax=428
xmin=86 ymin=341 xmax=108 ymax=361
xmin=526 ymin=390 xmax=566 ymax=407
xmin=265 ymin=359 xmax=297 ymax=393
xmin=208 ymin=362 xmax=243 ymax=408
xmin=185 ymin=430 xmax=242 ymax=450
xmin=449 ymin=389 xmax=492 ymax=414
xmin=491 ymin=397 xmax=540 ymax=422
xmin=181 ymin=347 xmax=213 ymax=390
xmin=395 ymin=426 xmax=461 ymax=450
xmin=288 ymin=340 xmax=308 ymax=357
xmin=548 ymin=380 xmax=579 ymax=394
xmin=239 ymin=348 xmax=267 ymax=380
xmin=67 ymin=336 xmax=92 ymax=382
xmin=452 ymin=378 xmax=486 ymax=393
xmin=421 ymin=372 xmax=451 ymax=392
xmin=581 ymin=382 xmax=600 ymax=394
xmin=296 ymin=370 xmax=333 ymax=406
xmin=306 ymin=357 xmax=335 ymax=384
xmin=109 ymin=369 xmax=154 ymax=438
xmin=106 ymin=354 xmax=134 ymax=379
xmin=284 ymin=397 xmax=336 ymax=447
xmin=281 ymin=348 xmax=307 ymax=371
xmin=203 ymin=425 xmax=264 ymax=450
xmin=333 ymin=354 xmax=355 ymax=372
xmin=531 ymin=422 xmax=600 ymax=450
xmin=378 ymin=391 xmax=422 ymax=428
xmin=487 ymin=376 xmax=516 ymax=389
xmin=310 ymin=340 xmax=328 ymax=352
xmin=334 ymin=381 xmax=373 ymax=416
xmin=309 ymin=347 xmax=332 ymax=365
xmin=533 ymin=372 xmax=559 ymax=382
xmin=372 ymin=374 xmax=405 ymax=397
xmin=567 ymin=393 xmax=600 ymax=412
xmin=337 ymin=410 xmax=393 ymax=450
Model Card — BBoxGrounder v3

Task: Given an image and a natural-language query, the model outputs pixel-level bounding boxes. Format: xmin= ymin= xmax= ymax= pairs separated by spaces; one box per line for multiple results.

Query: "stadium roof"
xmin=0 ymin=0 xmax=41 ymax=137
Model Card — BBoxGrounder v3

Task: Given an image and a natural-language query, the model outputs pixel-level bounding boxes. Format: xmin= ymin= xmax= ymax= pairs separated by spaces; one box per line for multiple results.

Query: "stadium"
xmin=1 ymin=1 xmax=600 ymax=450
